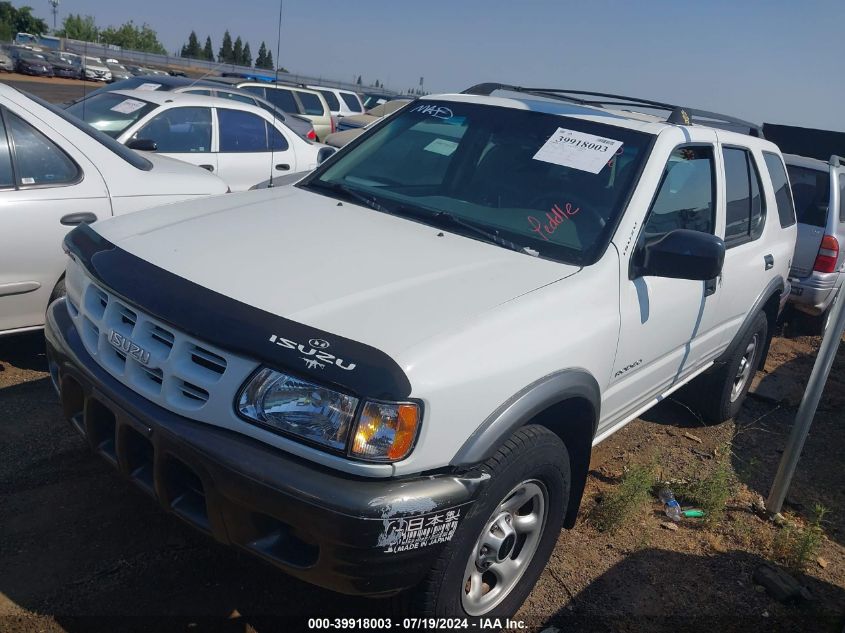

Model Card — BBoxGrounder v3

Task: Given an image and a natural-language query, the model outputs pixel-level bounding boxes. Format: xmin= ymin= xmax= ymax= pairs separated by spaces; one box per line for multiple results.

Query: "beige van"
xmin=214 ymin=80 xmax=334 ymax=141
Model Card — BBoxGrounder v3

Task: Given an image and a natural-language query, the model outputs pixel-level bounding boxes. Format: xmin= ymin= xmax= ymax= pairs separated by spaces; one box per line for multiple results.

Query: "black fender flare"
xmin=717 ymin=276 xmax=784 ymax=368
xmin=450 ymin=368 xmax=601 ymax=528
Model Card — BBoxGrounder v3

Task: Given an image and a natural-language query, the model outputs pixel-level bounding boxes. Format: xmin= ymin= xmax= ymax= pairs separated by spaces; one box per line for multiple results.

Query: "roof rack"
xmin=462 ymin=83 xmax=764 ymax=138
xmin=831 ymin=155 xmax=844 ymax=168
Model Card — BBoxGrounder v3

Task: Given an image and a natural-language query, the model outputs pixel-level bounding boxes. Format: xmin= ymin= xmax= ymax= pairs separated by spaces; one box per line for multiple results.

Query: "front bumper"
xmin=45 ymin=299 xmax=483 ymax=597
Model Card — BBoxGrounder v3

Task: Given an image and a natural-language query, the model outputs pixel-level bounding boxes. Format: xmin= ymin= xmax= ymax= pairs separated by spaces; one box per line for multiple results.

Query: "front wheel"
xmin=411 ymin=425 xmax=570 ymax=619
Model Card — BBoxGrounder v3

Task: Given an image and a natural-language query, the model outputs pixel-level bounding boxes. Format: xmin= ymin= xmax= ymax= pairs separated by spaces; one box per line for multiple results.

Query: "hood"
xmin=108 ymin=152 xmax=229 ymax=197
xmin=92 ymin=186 xmax=578 ymax=355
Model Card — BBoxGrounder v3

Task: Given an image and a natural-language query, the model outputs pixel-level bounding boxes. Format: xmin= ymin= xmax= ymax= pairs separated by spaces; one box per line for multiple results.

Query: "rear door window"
xmin=318 ymin=90 xmax=340 ymax=111
xmin=265 ymin=88 xmax=299 ymax=114
xmin=722 ymin=147 xmax=765 ymax=244
xmin=784 ymin=164 xmax=822 ymax=227
xmin=297 ymin=91 xmax=325 ymax=116
xmin=5 ymin=110 xmax=79 ymax=186
xmin=218 ymin=109 xmax=268 ymax=152
xmin=340 ymin=92 xmax=363 ymax=113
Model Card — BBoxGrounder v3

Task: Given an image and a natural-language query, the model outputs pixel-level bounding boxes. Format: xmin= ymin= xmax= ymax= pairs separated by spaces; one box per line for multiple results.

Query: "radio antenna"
xmin=267 ymin=0 xmax=283 ymax=189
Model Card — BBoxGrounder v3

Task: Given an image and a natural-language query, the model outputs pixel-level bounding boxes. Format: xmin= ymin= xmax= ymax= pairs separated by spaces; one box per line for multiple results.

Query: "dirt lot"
xmin=0 ymin=74 xmax=103 ymax=104
xmin=1 ymin=327 xmax=843 ymax=633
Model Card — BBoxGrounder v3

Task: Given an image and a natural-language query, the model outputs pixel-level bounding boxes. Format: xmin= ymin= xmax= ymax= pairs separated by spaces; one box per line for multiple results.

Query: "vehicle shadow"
xmin=536 ymin=548 xmax=845 ymax=633
xmin=0 ymin=330 xmax=48 ymax=373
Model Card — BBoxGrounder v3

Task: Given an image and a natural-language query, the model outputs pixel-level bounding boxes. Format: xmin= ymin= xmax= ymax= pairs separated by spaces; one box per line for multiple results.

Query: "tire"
xmin=410 ymin=425 xmax=570 ymax=620
xmin=48 ymin=278 xmax=66 ymax=305
xmin=696 ymin=311 xmax=768 ymax=423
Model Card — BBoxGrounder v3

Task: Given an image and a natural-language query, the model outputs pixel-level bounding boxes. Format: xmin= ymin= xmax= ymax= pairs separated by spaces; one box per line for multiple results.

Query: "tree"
xmin=55 ymin=13 xmax=98 ymax=41
xmin=99 ymin=21 xmax=166 ymax=54
xmin=356 ymin=75 xmax=362 ymax=85
xmin=203 ymin=36 xmax=214 ymax=61
xmin=180 ymin=30 xmax=201 ymax=59
xmin=256 ymin=42 xmax=267 ymax=69
xmin=0 ymin=2 xmax=48 ymax=39
xmin=265 ymin=50 xmax=274 ymax=71
xmin=242 ymin=42 xmax=252 ymax=67
xmin=233 ymin=36 xmax=243 ymax=65
xmin=218 ymin=30 xmax=233 ymax=63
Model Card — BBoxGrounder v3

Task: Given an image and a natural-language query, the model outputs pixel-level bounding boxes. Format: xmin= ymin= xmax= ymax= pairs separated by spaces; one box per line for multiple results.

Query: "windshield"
xmin=65 ymin=93 xmax=157 ymax=138
xmin=28 ymin=91 xmax=153 ymax=171
xmin=786 ymin=165 xmax=830 ymax=227
xmin=304 ymin=100 xmax=651 ymax=264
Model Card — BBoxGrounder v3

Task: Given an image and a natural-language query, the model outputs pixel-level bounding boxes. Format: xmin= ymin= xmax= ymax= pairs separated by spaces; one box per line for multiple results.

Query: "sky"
xmin=24 ymin=0 xmax=845 ymax=131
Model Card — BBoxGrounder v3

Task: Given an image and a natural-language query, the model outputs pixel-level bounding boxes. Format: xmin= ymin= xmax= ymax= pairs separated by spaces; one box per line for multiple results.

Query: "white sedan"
xmin=66 ymin=90 xmax=329 ymax=191
xmin=0 ymin=84 xmax=228 ymax=337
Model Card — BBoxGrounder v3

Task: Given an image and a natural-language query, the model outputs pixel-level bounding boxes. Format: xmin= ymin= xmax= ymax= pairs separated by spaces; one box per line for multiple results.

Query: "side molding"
xmin=450 ymin=368 xmax=600 ymax=467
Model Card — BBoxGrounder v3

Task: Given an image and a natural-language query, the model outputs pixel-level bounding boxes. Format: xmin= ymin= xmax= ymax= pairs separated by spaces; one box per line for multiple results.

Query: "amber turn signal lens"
xmin=350 ymin=401 xmax=420 ymax=461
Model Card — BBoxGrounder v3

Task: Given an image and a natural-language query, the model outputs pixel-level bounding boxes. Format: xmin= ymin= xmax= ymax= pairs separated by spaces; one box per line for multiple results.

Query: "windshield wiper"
xmin=428 ymin=210 xmax=538 ymax=257
xmin=315 ymin=181 xmax=387 ymax=213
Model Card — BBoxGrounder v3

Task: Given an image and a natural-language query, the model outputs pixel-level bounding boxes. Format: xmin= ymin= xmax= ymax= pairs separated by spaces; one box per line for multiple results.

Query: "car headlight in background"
xmin=238 ymin=367 xmax=421 ymax=461
xmin=238 ymin=368 xmax=358 ymax=450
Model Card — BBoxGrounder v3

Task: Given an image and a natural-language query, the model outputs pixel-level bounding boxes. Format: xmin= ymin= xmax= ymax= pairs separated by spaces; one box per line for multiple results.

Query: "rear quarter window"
xmin=318 ymin=90 xmax=340 ymax=111
xmin=764 ymin=152 xmax=797 ymax=228
xmin=340 ymin=92 xmax=363 ymax=113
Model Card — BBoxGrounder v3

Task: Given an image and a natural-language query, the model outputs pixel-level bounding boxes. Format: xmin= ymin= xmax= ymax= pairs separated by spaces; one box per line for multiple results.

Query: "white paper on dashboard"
xmin=110 ymin=99 xmax=147 ymax=114
xmin=135 ymin=83 xmax=161 ymax=91
xmin=533 ymin=128 xmax=623 ymax=174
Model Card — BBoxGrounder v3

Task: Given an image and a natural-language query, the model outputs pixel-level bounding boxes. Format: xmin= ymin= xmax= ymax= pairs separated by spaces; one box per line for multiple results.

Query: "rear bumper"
xmin=788 ymin=271 xmax=840 ymax=315
xmin=45 ymin=298 xmax=483 ymax=597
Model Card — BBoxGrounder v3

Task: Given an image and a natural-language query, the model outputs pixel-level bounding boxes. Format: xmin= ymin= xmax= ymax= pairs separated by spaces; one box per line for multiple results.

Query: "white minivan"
xmin=66 ymin=90 xmax=328 ymax=191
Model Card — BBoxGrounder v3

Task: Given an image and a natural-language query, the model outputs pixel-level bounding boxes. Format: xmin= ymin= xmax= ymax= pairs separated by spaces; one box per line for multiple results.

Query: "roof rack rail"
xmin=830 ymin=154 xmax=844 ymax=168
xmin=462 ymin=83 xmax=764 ymax=138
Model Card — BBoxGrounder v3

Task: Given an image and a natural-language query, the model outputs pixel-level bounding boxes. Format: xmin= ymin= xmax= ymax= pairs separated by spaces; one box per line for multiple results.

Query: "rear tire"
xmin=696 ymin=311 xmax=768 ymax=423
xmin=49 ymin=278 xmax=66 ymax=305
xmin=410 ymin=425 xmax=569 ymax=620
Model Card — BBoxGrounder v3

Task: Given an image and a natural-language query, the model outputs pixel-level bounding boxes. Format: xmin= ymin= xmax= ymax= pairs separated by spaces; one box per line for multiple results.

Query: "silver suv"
xmin=785 ymin=153 xmax=845 ymax=326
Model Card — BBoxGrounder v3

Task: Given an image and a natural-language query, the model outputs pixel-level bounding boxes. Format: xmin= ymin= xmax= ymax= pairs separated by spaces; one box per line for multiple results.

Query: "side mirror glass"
xmin=127 ymin=138 xmax=158 ymax=152
xmin=637 ymin=229 xmax=725 ymax=281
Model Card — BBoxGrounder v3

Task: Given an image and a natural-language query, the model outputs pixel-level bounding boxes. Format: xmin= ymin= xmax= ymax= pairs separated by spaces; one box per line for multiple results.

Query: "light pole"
xmin=48 ymin=0 xmax=60 ymax=31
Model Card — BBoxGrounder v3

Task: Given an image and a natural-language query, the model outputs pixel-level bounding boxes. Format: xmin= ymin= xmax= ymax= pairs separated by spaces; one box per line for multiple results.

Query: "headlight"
xmin=351 ymin=400 xmax=420 ymax=461
xmin=238 ymin=367 xmax=421 ymax=461
xmin=238 ymin=368 xmax=358 ymax=450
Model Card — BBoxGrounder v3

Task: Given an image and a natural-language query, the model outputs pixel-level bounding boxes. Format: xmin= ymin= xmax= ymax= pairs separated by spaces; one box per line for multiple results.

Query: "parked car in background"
xmin=325 ymin=99 xmax=412 ymax=148
xmin=307 ymin=84 xmax=365 ymax=118
xmin=45 ymin=86 xmax=797 ymax=621
xmin=72 ymin=75 xmax=319 ymax=142
xmin=784 ymin=153 xmax=845 ymax=329
xmin=0 ymin=49 xmax=14 ymax=72
xmin=361 ymin=91 xmax=396 ymax=108
xmin=0 ymin=84 xmax=227 ymax=337
xmin=106 ymin=61 xmax=132 ymax=82
xmin=209 ymin=78 xmax=334 ymax=141
xmin=14 ymin=51 xmax=53 ymax=77
xmin=124 ymin=63 xmax=153 ymax=76
xmin=66 ymin=90 xmax=328 ymax=191
xmin=44 ymin=52 xmax=81 ymax=79
xmin=81 ymin=56 xmax=112 ymax=82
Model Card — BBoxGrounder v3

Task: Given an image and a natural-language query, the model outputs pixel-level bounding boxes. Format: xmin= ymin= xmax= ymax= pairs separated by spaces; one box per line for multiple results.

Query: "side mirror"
xmin=317 ymin=146 xmax=336 ymax=164
xmin=637 ymin=229 xmax=725 ymax=281
xmin=126 ymin=138 xmax=158 ymax=152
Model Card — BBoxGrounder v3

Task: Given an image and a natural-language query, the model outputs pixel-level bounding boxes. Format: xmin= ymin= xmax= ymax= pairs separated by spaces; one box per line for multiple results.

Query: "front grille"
xmin=67 ymin=266 xmax=257 ymax=420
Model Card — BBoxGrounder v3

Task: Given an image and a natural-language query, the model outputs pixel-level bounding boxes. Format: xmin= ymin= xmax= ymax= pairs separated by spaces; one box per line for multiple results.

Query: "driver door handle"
xmin=199 ymin=164 xmax=214 ymax=172
xmin=60 ymin=212 xmax=97 ymax=226
xmin=275 ymin=163 xmax=290 ymax=171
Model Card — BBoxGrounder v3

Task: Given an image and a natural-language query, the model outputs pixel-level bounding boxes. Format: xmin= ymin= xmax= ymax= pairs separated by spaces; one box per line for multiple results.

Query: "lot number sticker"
xmin=110 ymin=99 xmax=147 ymax=114
xmin=533 ymin=127 xmax=623 ymax=174
xmin=424 ymin=138 xmax=458 ymax=156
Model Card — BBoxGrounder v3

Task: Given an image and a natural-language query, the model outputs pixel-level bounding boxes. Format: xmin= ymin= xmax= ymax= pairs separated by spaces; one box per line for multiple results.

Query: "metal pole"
xmin=767 ymin=289 xmax=845 ymax=514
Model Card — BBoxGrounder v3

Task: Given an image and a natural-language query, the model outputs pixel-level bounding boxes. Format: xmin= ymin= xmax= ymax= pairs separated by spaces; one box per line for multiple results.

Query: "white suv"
xmin=45 ymin=85 xmax=797 ymax=620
